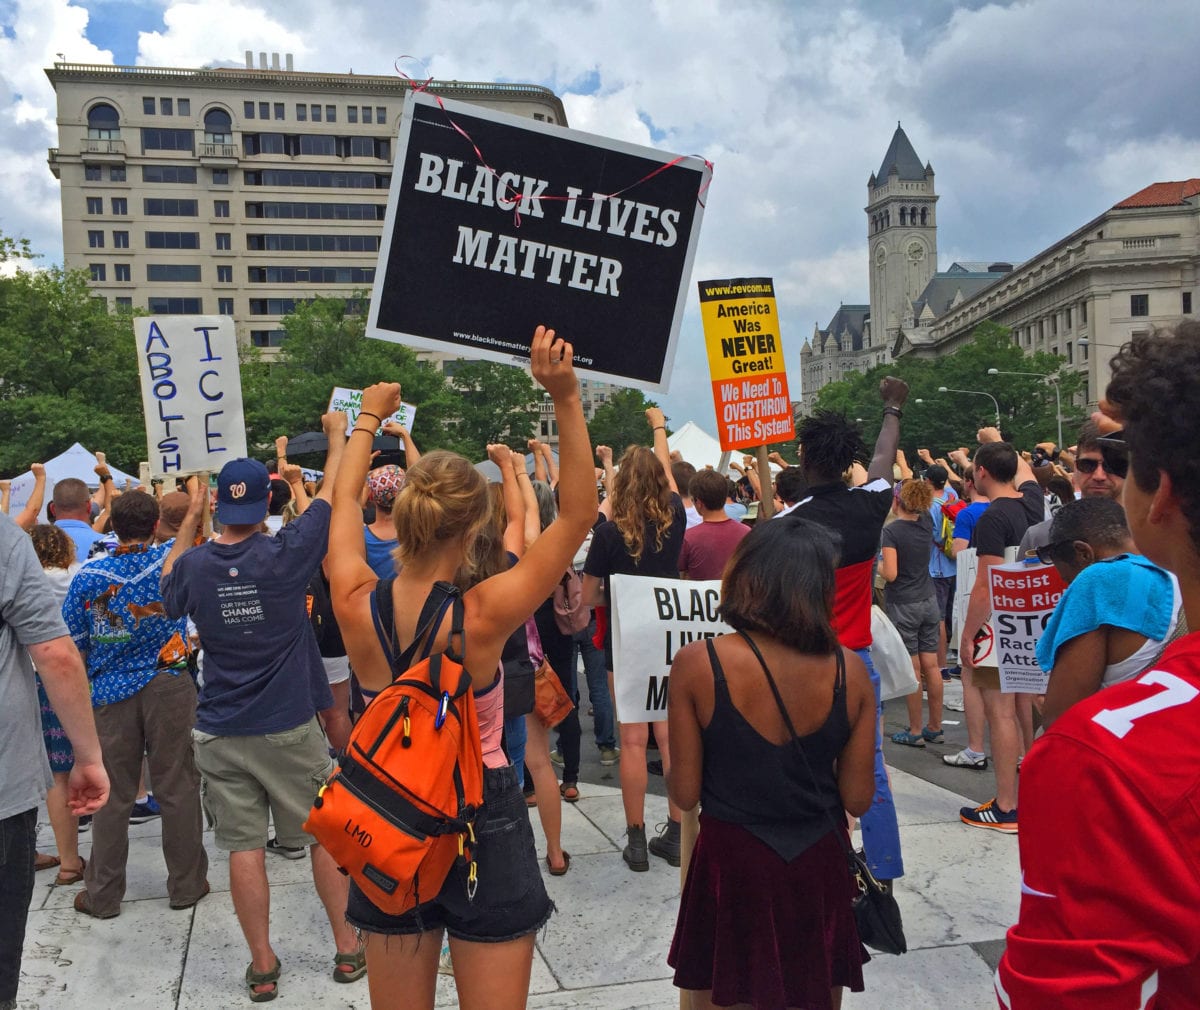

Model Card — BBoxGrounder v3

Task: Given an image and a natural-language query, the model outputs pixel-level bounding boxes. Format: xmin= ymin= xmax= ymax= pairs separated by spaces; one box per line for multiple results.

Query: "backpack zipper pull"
xmin=400 ymin=696 xmax=412 ymax=748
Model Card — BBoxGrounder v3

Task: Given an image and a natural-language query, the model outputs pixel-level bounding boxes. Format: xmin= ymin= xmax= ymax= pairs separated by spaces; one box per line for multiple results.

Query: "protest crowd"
xmin=4 ymin=317 xmax=1200 ymax=1010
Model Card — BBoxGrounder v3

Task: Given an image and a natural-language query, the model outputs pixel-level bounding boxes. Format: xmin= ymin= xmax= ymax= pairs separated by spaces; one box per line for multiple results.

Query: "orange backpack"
xmin=303 ymin=580 xmax=484 ymax=916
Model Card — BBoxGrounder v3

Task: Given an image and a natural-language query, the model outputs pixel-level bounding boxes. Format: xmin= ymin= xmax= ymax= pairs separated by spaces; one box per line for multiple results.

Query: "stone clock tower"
xmin=866 ymin=124 xmax=938 ymax=349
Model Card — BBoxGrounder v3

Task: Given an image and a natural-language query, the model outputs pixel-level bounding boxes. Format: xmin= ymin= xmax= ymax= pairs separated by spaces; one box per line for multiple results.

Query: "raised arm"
xmin=281 ymin=463 xmax=311 ymax=515
xmin=529 ymin=438 xmax=548 ymax=483
xmin=14 ymin=462 xmax=47 ymax=531
xmin=540 ymin=440 xmax=559 ymax=489
xmin=596 ymin=444 xmax=615 ymax=500
xmin=90 ymin=461 xmax=114 ymax=532
xmin=384 ymin=421 xmax=421 ymax=465
xmin=646 ymin=406 xmax=677 ymax=493
xmin=488 ymin=443 xmax=526 ymax=558
xmin=161 ymin=475 xmax=206 ymax=584
xmin=314 ymin=411 xmax=347 ymax=505
xmin=895 ymin=449 xmax=913 ymax=481
xmin=513 ymin=452 xmax=541 ymax=549
xmin=867 ymin=376 xmax=909 ymax=484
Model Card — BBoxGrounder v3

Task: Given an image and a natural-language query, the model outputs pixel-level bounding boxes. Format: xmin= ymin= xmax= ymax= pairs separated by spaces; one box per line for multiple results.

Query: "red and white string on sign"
xmin=394 ymin=57 xmax=713 ymax=228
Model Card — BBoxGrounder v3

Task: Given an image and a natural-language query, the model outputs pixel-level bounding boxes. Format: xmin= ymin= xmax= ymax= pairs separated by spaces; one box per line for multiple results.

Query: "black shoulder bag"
xmin=734 ymin=630 xmax=907 ymax=956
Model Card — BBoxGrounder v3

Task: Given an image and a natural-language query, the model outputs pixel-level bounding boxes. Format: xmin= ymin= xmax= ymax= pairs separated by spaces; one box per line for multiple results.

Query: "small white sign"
xmin=609 ymin=574 xmax=730 ymax=723
xmin=328 ymin=386 xmax=417 ymax=435
xmin=134 ymin=316 xmax=247 ymax=478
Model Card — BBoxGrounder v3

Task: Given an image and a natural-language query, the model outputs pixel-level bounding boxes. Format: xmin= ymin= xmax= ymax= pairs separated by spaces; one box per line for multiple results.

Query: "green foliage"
xmin=810 ymin=322 xmax=1085 ymax=458
xmin=0 ymin=264 xmax=145 ymax=474
xmin=443 ymin=359 xmax=538 ymax=458
xmin=586 ymin=387 xmax=665 ymax=456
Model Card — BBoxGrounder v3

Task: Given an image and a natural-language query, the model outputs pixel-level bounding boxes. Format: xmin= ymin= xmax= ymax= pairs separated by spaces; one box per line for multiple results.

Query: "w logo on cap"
xmin=229 ymin=481 xmax=247 ymax=499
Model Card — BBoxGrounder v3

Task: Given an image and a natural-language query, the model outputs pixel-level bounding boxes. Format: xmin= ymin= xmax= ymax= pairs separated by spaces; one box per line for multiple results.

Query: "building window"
xmin=178 ymin=98 xmax=190 ymax=116
xmin=85 ymin=164 xmax=102 ymax=181
xmin=88 ymin=229 xmax=104 ymax=248
xmin=361 ymin=106 xmax=372 ymax=124
xmin=311 ymin=104 xmax=322 ymax=122
xmin=87 ymin=103 xmax=121 ymax=140
xmin=256 ymin=101 xmax=268 ymax=120
xmin=203 ymin=108 xmax=233 ymax=144
xmin=144 ymin=198 xmax=199 ymax=216
xmin=1066 ymin=341 xmax=1073 ymax=364
xmin=243 ymin=169 xmax=391 ymax=189
xmin=148 ymin=297 xmax=203 ymax=314
xmin=160 ymin=97 xmax=173 ymax=116
xmin=218 ymin=297 xmax=234 ymax=315
xmin=1131 ymin=293 xmax=1149 ymax=317
xmin=141 ymin=127 xmax=195 ymax=152
xmin=1184 ymin=292 xmax=1193 ymax=314
xmin=145 ymin=231 xmax=200 ymax=248
xmin=214 ymin=200 xmax=230 ymax=218
xmin=110 ymin=166 xmax=126 ymax=182
xmin=274 ymin=102 xmax=284 ymax=120
xmin=217 ymin=264 xmax=233 ymax=282
xmin=326 ymin=105 xmax=336 ymax=122
xmin=116 ymin=296 xmax=132 ymax=310
xmin=213 ymin=168 xmax=229 ymax=184
xmin=86 ymin=197 xmax=103 ymax=214
xmin=215 ymin=232 xmax=231 ymax=250
xmin=347 ymin=106 xmax=358 ymax=123
xmin=143 ymin=97 xmax=155 ymax=115
xmin=296 ymin=103 xmax=306 ymax=121
xmin=377 ymin=107 xmax=386 ymax=123
xmin=1051 ymin=315 xmax=1058 ymax=335
xmin=250 ymin=329 xmax=288 ymax=347
xmin=89 ymin=264 xmax=106 ymax=281
xmin=147 ymin=264 xmax=202 ymax=282
xmin=115 ymin=263 xmax=131 ymax=282
xmin=113 ymin=230 xmax=129 ymax=248
xmin=111 ymin=197 xmax=127 ymax=215
xmin=244 ymin=101 xmax=255 ymax=119
xmin=246 ymin=232 xmax=381 ymax=252
xmin=1065 ymin=307 xmax=1072 ymax=329
xmin=143 ymin=165 xmax=198 ymax=183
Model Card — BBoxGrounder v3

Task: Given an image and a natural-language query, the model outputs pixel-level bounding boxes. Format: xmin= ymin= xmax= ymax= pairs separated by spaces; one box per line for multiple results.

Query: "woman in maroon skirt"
xmin=666 ymin=517 xmax=878 ymax=1010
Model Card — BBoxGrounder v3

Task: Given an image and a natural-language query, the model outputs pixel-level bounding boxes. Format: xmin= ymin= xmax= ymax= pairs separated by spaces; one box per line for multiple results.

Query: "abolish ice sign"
xmin=367 ymin=91 xmax=711 ymax=391
xmin=134 ymin=316 xmax=247 ymax=478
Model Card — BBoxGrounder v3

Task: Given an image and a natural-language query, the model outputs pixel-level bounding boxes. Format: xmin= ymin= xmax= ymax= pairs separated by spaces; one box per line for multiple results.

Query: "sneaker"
xmin=647 ymin=821 xmax=681 ymax=867
xmin=549 ymin=750 xmax=564 ymax=766
xmin=647 ymin=759 xmax=663 ymax=776
xmin=943 ymin=696 xmax=966 ymax=712
xmin=437 ymin=940 xmax=454 ymax=976
xmin=960 ymin=798 xmax=1018 ymax=833
xmin=77 ymin=815 xmax=92 ymax=833
xmin=266 ymin=837 xmax=307 ymax=860
xmin=598 ymin=747 xmax=619 ymax=767
xmin=942 ymin=748 xmax=988 ymax=770
xmin=940 ymin=668 xmax=953 ymax=682
xmin=622 ymin=825 xmax=649 ymax=872
xmin=129 ymin=795 xmax=161 ymax=824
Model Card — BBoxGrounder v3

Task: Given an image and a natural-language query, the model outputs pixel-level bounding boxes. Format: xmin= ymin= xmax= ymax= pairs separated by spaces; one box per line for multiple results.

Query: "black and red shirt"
xmin=789 ymin=478 xmax=892 ymax=650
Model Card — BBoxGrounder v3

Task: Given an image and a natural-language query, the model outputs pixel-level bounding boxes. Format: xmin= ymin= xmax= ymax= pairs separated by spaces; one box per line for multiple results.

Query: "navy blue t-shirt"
xmin=162 ymin=499 xmax=333 ymax=735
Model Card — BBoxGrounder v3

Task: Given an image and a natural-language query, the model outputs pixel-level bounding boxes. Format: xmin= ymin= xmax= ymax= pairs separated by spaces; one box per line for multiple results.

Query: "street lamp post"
xmin=937 ymin=386 xmax=1001 ymax=430
xmin=987 ymin=368 xmax=1062 ymax=449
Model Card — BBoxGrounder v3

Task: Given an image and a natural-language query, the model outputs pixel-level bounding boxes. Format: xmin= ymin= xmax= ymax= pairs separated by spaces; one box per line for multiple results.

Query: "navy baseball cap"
xmin=217 ymin=458 xmax=270 ymax=524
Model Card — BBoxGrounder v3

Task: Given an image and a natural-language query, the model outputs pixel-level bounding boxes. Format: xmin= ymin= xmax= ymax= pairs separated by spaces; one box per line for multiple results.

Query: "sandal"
xmin=56 ymin=857 xmax=86 ymax=886
xmin=546 ymin=851 xmax=571 ymax=877
xmin=35 ymin=852 xmax=61 ymax=872
xmin=332 ymin=948 xmax=367 ymax=983
xmin=524 ymin=790 xmax=538 ymax=807
xmin=890 ymin=729 xmax=926 ymax=748
xmin=922 ymin=725 xmax=944 ymax=744
xmin=246 ymin=958 xmax=281 ymax=1003
xmin=559 ymin=782 xmax=580 ymax=803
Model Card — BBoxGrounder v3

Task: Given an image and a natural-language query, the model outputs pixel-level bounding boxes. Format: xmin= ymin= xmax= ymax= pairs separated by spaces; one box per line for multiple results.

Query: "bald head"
xmin=52 ymin=478 xmax=92 ymax=518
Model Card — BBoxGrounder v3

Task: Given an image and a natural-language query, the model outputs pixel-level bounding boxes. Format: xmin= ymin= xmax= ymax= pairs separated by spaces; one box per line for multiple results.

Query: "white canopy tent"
xmin=5 ymin=443 xmax=139 ymax=522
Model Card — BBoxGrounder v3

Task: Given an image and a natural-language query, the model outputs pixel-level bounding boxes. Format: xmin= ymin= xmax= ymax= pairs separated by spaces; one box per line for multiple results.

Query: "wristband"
xmin=653 ymin=425 xmax=667 ymax=432
xmin=350 ymin=426 xmax=376 ymax=437
xmin=882 ymin=406 xmax=903 ymax=420
xmin=357 ymin=411 xmax=383 ymax=425
xmin=100 ymin=474 xmax=113 ymax=483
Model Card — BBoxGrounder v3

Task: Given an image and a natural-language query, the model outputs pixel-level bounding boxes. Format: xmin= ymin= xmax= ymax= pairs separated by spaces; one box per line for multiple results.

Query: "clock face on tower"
xmin=908 ymin=242 xmax=925 ymax=263
xmin=874 ymin=245 xmax=887 ymax=265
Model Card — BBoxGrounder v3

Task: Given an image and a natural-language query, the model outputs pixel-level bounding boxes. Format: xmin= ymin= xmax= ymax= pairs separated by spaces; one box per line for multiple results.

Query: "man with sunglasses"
xmin=998 ymin=321 xmax=1200 ymax=1007
xmin=1018 ymin=422 xmax=1126 ymax=557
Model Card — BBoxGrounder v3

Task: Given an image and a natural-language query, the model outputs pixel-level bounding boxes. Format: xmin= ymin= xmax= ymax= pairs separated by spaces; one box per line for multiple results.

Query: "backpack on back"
xmin=553 ymin=567 xmax=590 ymax=636
xmin=303 ymin=579 xmax=484 ymax=917
xmin=938 ymin=497 xmax=969 ymax=558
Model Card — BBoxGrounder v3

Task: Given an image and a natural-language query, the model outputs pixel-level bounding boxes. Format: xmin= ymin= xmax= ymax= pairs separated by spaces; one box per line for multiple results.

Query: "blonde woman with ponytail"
xmin=581 ymin=407 xmax=688 ymax=872
xmin=326 ymin=326 xmax=596 ymax=1010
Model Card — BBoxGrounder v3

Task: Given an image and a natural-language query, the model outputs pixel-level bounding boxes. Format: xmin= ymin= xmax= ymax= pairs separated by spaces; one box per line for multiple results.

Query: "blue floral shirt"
xmin=62 ymin=542 xmax=191 ymax=707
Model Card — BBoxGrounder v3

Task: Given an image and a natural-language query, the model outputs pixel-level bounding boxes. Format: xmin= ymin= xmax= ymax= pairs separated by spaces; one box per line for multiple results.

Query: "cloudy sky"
xmin=2 ymin=0 xmax=1199 ymax=430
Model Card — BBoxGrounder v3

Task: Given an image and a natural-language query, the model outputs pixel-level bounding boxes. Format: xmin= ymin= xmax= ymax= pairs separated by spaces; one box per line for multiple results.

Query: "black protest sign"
xmin=367 ymin=92 xmax=710 ymax=391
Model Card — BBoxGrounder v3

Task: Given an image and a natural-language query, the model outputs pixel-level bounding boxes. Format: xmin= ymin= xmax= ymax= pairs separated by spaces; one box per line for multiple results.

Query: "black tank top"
xmin=700 ymin=637 xmax=849 ymax=862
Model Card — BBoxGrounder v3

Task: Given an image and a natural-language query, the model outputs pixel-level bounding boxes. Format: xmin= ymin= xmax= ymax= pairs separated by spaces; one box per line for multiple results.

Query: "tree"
xmin=586 ymin=387 xmax=665 ymax=456
xmin=443 ymin=359 xmax=538 ymax=459
xmin=811 ymin=322 xmax=1084 ymax=458
xmin=0 ymin=263 xmax=145 ymax=474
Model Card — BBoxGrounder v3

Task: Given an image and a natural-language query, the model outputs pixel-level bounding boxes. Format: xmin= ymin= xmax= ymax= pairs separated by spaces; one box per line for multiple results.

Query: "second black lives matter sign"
xmin=367 ymin=91 xmax=711 ymax=391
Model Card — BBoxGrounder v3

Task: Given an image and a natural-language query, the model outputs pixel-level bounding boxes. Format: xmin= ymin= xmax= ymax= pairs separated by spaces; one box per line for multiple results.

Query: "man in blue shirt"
xmin=161 ymin=414 xmax=363 ymax=999
xmin=51 ymin=477 xmax=103 ymax=559
xmin=62 ymin=490 xmax=208 ymax=919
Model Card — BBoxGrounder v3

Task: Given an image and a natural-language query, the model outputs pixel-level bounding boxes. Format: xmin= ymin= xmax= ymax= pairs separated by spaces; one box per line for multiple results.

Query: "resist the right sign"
xmin=698 ymin=277 xmax=794 ymax=452
xmin=988 ymin=561 xmax=1067 ymax=693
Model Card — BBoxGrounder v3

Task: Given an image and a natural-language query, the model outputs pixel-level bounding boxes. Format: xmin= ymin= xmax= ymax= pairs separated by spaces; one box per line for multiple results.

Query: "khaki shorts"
xmin=192 ymin=716 xmax=333 ymax=851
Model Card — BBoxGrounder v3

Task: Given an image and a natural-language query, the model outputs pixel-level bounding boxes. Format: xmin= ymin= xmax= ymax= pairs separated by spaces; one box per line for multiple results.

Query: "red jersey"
xmin=997 ymin=631 xmax=1200 ymax=1009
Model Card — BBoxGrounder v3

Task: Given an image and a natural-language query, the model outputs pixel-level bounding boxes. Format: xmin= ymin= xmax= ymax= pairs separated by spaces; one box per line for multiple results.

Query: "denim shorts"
xmin=346 ymin=763 xmax=553 ymax=943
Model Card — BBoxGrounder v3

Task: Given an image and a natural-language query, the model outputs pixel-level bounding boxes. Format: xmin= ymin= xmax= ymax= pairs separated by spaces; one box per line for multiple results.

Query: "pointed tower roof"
xmin=875 ymin=122 xmax=926 ymax=182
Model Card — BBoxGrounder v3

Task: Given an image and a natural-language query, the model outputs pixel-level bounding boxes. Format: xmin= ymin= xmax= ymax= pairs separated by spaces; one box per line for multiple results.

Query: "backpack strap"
xmin=374 ymin=579 xmax=465 ymax=685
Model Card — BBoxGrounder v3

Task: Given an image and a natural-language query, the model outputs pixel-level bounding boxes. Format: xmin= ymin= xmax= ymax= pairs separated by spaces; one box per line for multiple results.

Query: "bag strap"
xmin=730 ymin=630 xmax=855 ymax=861
xmin=376 ymin=578 xmax=465 ymax=683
